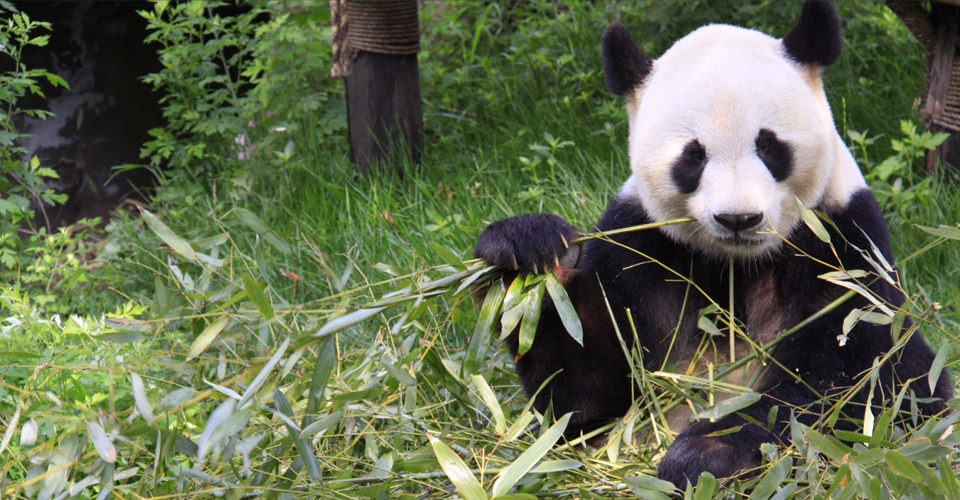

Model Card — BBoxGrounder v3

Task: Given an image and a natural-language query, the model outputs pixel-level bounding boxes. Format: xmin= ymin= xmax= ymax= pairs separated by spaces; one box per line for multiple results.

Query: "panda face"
xmin=618 ymin=24 xmax=847 ymax=259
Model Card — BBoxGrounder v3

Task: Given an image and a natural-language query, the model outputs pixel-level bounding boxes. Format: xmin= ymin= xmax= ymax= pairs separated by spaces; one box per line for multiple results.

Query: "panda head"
xmin=605 ymin=0 xmax=865 ymax=259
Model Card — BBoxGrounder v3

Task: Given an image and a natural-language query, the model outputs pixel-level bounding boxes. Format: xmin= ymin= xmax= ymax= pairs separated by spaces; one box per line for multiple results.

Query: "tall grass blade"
xmin=491 ymin=412 xmax=571 ymax=497
xmin=427 ymin=433 xmax=487 ymax=500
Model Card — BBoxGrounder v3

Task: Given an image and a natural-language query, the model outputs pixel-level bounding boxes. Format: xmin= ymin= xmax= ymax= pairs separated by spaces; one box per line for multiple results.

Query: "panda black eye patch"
xmin=671 ymin=139 xmax=708 ymax=194
xmin=755 ymin=129 xmax=793 ymax=181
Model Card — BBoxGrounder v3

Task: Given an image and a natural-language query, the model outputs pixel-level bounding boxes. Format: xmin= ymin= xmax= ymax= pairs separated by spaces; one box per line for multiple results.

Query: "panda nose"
xmin=713 ymin=212 xmax=763 ymax=232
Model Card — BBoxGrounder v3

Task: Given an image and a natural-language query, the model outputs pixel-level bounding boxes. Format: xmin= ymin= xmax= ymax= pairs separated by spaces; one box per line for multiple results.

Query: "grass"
xmin=2 ymin=0 xmax=960 ymax=498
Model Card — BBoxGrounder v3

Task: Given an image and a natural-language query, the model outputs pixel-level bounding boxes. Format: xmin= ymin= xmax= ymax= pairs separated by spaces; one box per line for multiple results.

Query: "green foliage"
xmin=139 ymin=0 xmax=343 ymax=181
xmin=0 ymin=9 xmax=67 ymax=226
xmin=851 ymin=121 xmax=950 ymax=219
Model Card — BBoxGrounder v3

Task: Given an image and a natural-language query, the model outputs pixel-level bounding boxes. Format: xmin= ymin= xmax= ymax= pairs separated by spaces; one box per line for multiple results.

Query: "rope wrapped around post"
xmin=331 ymin=0 xmax=420 ymax=77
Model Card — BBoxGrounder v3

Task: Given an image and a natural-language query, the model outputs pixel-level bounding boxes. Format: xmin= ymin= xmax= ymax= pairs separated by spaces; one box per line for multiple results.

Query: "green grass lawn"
xmin=2 ymin=1 xmax=959 ymax=498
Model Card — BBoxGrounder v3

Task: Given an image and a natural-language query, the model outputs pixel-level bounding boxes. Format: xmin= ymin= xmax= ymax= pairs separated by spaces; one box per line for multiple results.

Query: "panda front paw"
xmin=657 ymin=420 xmax=766 ymax=489
xmin=474 ymin=214 xmax=578 ymax=273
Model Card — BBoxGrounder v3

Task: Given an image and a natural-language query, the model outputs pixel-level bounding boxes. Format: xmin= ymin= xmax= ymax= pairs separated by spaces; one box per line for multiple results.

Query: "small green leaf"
xmin=242 ymin=274 xmax=274 ymax=320
xmin=186 ymin=314 xmax=229 ymax=361
xmin=427 ymin=434 xmax=487 ymax=500
xmin=304 ymin=337 xmax=337 ymax=427
xmin=793 ymin=196 xmax=830 ymax=243
xmin=545 ymin=272 xmax=583 ymax=346
xmin=141 ymin=209 xmax=197 ymax=262
xmin=491 ymin=413 xmax=571 ymax=497
xmin=274 ymin=389 xmax=322 ymax=480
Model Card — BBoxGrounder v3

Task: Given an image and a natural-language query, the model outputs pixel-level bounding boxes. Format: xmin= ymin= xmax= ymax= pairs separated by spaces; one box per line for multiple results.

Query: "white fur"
xmin=618 ymin=24 xmax=866 ymax=258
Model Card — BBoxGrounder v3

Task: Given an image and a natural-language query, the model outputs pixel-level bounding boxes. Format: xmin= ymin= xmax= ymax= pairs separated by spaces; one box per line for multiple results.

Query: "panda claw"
xmin=554 ymin=255 xmax=561 ymax=268
xmin=560 ymin=234 xmax=570 ymax=249
xmin=511 ymin=255 xmax=519 ymax=271
xmin=532 ymin=262 xmax=540 ymax=274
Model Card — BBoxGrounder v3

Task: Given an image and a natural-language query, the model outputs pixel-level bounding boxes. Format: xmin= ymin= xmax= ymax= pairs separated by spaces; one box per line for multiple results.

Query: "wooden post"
xmin=332 ymin=0 xmax=423 ymax=175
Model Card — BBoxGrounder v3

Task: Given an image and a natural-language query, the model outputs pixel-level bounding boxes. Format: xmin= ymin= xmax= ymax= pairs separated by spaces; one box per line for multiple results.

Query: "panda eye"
xmin=671 ymin=139 xmax=708 ymax=194
xmin=755 ymin=129 xmax=793 ymax=182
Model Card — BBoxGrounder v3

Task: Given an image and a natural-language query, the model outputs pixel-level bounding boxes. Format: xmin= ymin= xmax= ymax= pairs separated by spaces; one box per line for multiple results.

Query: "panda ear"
xmin=782 ymin=0 xmax=842 ymax=67
xmin=602 ymin=22 xmax=653 ymax=96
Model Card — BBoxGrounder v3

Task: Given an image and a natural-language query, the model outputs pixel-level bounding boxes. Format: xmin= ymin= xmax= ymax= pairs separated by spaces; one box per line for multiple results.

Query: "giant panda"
xmin=473 ymin=0 xmax=953 ymax=488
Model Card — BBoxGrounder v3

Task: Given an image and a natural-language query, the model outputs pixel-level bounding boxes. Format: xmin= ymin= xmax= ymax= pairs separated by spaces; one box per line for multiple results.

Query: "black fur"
xmin=602 ymin=22 xmax=653 ymax=96
xmin=671 ymin=140 xmax=708 ymax=194
xmin=755 ymin=129 xmax=793 ymax=181
xmin=782 ymin=0 xmax=842 ymax=67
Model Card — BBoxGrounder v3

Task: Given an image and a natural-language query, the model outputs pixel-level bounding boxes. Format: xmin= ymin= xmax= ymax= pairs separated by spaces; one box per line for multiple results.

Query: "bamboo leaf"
xmin=0 ymin=403 xmax=19 ymax=456
xmin=884 ymin=449 xmax=921 ymax=479
xmin=383 ymin=357 xmax=417 ymax=386
xmin=928 ymin=343 xmax=949 ymax=398
xmin=304 ymin=336 xmax=337 ymax=428
xmin=186 ymin=314 xmax=229 ymax=361
xmin=238 ymin=336 xmax=290 ymax=409
xmin=427 ymin=434 xmax=487 ymax=500
xmin=141 ymin=208 xmax=197 ymax=262
xmin=429 ymin=242 xmax=467 ymax=270
xmin=299 ymin=411 xmax=343 ymax=438
xmin=516 ymin=282 xmax=544 ymax=359
xmin=130 ymin=373 xmax=156 ymax=424
xmin=528 ymin=459 xmax=581 ymax=474
xmin=502 ymin=275 xmax=526 ymax=311
xmin=454 ymin=265 xmax=497 ymax=296
xmin=916 ymin=224 xmax=960 ymax=240
xmin=793 ymin=196 xmax=830 ymax=243
xmin=314 ymin=306 xmax=387 ymax=337
xmin=499 ymin=303 xmax=524 ymax=341
xmin=470 ymin=374 xmax=506 ymax=435
xmin=491 ymin=413 xmax=571 ymax=497
xmin=463 ymin=278 xmax=506 ymax=376
xmin=545 ymin=272 xmax=583 ymax=346
xmin=87 ymin=421 xmax=117 ymax=463
xmin=696 ymin=392 xmax=761 ymax=420
xmin=242 ymin=274 xmax=274 ymax=320
xmin=804 ymin=428 xmax=849 ymax=462
xmin=747 ymin=456 xmax=792 ymax=500
xmin=274 ymin=389 xmax=322 ymax=481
